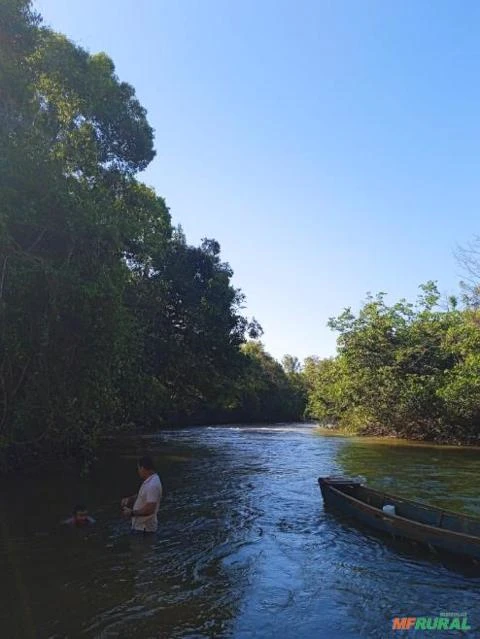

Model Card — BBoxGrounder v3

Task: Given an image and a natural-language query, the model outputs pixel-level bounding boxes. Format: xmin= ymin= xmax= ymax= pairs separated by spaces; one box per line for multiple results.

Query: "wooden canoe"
xmin=318 ymin=476 xmax=480 ymax=561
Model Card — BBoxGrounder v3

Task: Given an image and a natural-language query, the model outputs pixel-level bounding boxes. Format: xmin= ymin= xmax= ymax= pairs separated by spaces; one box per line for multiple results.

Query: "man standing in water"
xmin=121 ymin=455 xmax=163 ymax=533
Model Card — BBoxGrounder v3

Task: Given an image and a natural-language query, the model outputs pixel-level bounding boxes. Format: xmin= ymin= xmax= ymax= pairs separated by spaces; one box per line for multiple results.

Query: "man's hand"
xmin=121 ymin=495 xmax=137 ymax=508
xmin=122 ymin=502 xmax=155 ymax=519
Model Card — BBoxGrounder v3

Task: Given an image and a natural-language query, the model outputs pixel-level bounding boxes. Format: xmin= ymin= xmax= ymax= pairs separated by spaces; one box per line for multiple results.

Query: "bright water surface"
xmin=1 ymin=424 xmax=479 ymax=638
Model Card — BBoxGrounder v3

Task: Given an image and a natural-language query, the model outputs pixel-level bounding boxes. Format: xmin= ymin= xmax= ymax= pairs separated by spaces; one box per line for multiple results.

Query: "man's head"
xmin=137 ymin=455 xmax=155 ymax=480
xmin=72 ymin=504 xmax=89 ymax=526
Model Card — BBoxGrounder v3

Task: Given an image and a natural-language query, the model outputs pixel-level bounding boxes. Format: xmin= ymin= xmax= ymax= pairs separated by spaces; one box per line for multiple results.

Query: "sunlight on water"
xmin=0 ymin=425 xmax=479 ymax=638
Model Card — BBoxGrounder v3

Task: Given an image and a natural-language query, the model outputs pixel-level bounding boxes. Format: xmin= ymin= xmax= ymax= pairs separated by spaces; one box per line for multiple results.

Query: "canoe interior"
xmin=337 ymin=483 xmax=480 ymax=538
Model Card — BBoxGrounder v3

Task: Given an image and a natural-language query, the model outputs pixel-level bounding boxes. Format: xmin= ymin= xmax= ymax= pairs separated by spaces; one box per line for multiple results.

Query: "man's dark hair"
xmin=138 ymin=455 xmax=155 ymax=470
xmin=73 ymin=504 xmax=87 ymax=514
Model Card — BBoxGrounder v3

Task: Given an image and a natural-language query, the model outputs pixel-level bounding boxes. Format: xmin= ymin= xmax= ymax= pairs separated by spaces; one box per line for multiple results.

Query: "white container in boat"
xmin=382 ymin=504 xmax=396 ymax=515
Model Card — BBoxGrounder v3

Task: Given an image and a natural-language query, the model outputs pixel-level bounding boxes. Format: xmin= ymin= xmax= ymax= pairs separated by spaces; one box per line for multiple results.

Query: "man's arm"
xmin=120 ymin=494 xmax=137 ymax=508
xmin=123 ymin=502 xmax=156 ymax=518
xmin=128 ymin=482 xmax=161 ymax=517
xmin=133 ymin=502 xmax=157 ymax=517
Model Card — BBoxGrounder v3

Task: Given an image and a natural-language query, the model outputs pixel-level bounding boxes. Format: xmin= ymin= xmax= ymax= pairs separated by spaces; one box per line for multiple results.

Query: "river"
xmin=1 ymin=424 xmax=479 ymax=638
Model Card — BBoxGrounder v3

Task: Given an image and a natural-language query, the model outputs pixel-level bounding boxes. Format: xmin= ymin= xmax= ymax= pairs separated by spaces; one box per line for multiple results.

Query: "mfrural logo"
xmin=392 ymin=612 xmax=471 ymax=631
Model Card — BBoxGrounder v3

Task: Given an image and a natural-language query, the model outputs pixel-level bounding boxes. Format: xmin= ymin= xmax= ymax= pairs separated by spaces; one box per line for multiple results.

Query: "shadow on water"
xmin=0 ymin=426 xmax=479 ymax=638
xmin=0 ymin=435 xmax=256 ymax=638
xmin=323 ymin=505 xmax=480 ymax=579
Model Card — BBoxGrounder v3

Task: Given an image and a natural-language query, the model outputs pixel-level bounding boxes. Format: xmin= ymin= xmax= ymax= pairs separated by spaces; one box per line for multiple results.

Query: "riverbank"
xmin=314 ymin=425 xmax=480 ymax=447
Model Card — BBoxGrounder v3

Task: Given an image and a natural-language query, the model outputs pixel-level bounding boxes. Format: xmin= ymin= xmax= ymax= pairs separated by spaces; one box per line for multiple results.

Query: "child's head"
xmin=72 ymin=504 xmax=89 ymax=525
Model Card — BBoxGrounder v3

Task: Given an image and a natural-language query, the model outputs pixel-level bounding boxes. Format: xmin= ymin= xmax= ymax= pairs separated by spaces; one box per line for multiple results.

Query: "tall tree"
xmin=0 ymin=1 xmax=165 ymax=466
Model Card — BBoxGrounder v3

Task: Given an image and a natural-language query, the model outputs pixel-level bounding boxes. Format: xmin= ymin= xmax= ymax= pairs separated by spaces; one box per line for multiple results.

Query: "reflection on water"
xmin=0 ymin=426 xmax=479 ymax=638
xmin=338 ymin=437 xmax=480 ymax=515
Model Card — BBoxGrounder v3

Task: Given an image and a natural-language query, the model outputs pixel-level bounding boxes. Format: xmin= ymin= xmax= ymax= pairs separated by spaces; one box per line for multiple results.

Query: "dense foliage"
xmin=0 ymin=1 xmax=305 ymax=471
xmin=304 ymin=282 xmax=480 ymax=443
xmin=6 ymin=2 xmax=478 ymax=469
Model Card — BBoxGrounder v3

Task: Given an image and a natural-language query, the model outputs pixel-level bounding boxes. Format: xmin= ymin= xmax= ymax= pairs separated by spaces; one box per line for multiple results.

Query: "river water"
xmin=1 ymin=424 xmax=479 ymax=638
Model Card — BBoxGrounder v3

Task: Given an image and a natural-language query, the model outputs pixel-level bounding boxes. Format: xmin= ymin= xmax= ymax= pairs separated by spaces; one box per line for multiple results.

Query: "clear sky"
xmin=35 ymin=0 xmax=480 ymax=362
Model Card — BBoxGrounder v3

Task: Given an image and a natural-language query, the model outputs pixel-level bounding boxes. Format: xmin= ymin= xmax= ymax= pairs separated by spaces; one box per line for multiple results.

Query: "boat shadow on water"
xmin=319 ymin=477 xmax=480 ymax=579
xmin=323 ymin=505 xmax=480 ymax=579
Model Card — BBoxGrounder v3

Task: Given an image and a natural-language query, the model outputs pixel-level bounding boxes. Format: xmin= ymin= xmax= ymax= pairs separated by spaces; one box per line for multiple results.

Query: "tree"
xmin=456 ymin=236 xmax=480 ymax=308
xmin=305 ymin=282 xmax=480 ymax=442
xmin=128 ymin=234 xmax=249 ymax=424
xmin=0 ymin=1 xmax=163 ymax=466
xmin=0 ymin=2 xmax=305 ymax=471
xmin=281 ymin=354 xmax=301 ymax=375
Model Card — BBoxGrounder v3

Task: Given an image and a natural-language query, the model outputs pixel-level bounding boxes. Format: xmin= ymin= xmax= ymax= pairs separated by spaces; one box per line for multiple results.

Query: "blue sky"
xmin=35 ymin=0 xmax=480 ymax=362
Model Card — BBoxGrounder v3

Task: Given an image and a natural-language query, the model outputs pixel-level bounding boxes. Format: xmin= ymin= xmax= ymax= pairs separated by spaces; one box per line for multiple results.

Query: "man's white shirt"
xmin=132 ymin=473 xmax=163 ymax=532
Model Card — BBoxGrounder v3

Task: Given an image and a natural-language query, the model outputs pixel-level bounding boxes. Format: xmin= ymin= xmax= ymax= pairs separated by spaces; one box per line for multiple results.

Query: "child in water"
xmin=62 ymin=504 xmax=95 ymax=527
